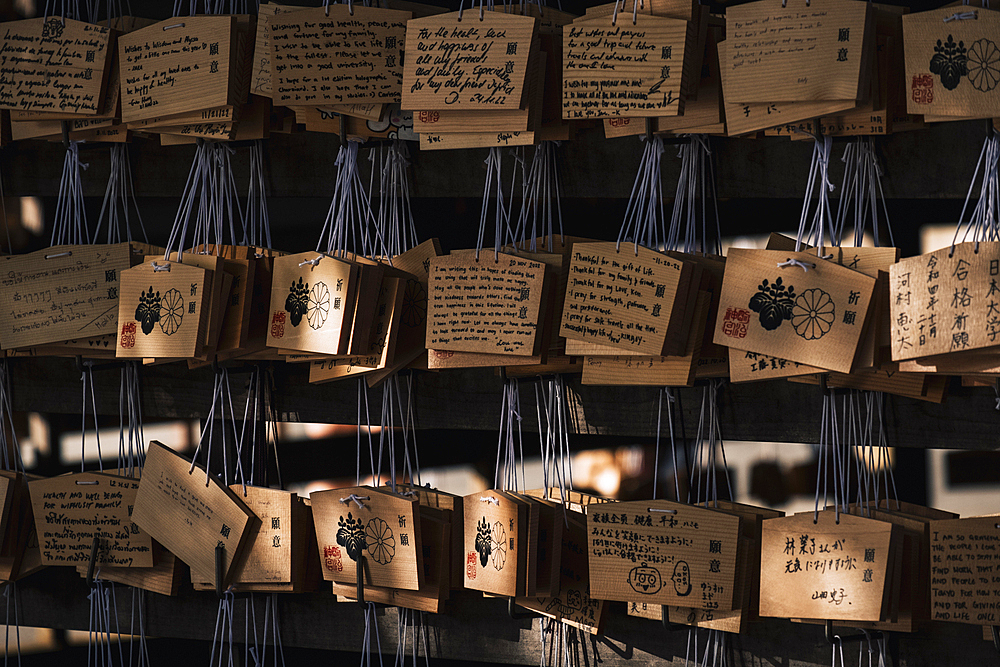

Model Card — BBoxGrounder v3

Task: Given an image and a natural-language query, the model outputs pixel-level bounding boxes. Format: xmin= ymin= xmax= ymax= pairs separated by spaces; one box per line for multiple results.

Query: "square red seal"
xmin=722 ymin=307 xmax=750 ymax=338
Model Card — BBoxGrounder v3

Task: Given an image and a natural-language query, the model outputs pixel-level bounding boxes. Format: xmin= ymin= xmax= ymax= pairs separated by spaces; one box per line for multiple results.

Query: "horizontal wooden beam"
xmin=12 ymin=568 xmax=999 ymax=666
xmin=6 ymin=358 xmax=998 ymax=450
xmin=0 ymin=121 xmax=990 ymax=201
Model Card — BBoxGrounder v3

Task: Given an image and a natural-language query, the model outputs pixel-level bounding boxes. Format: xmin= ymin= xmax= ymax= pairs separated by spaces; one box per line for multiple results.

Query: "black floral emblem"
xmin=930 ymin=35 xmax=968 ymax=91
xmin=336 ymin=512 xmax=367 ymax=562
xmin=967 ymin=39 xmax=1000 ymax=92
xmin=135 ymin=287 xmax=161 ymax=335
xmin=285 ymin=277 xmax=309 ymax=327
xmin=475 ymin=516 xmax=492 ymax=567
xmin=748 ymin=277 xmax=796 ymax=331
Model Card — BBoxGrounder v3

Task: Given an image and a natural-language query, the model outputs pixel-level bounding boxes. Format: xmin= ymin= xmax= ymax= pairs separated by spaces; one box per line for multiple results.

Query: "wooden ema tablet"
xmin=331 ymin=505 xmax=449 ymax=612
xmin=928 ymin=516 xmax=1000 ymax=626
xmin=789 ymin=370 xmax=947 ymax=403
xmin=311 ymin=485 xmax=422 ymax=590
xmin=515 ymin=507 xmax=606 ymax=634
xmin=759 ymin=511 xmax=895 ymax=622
xmin=76 ymin=543 xmax=186 ymax=596
xmin=116 ymin=260 xmax=209 ymax=359
xmin=562 ymin=14 xmax=692 ymax=120
xmin=253 ymin=3 xmax=301 ymax=98
xmin=131 ymin=441 xmax=259 ymax=588
xmin=0 ymin=243 xmax=137 ymax=350
xmin=903 ymin=7 xmax=1000 ymax=118
xmin=402 ymin=11 xmax=537 ymax=110
xmin=119 ymin=16 xmax=237 ymax=123
xmin=28 ymin=472 xmax=152 ymax=568
xmin=0 ymin=17 xmax=112 ymax=115
xmin=582 ymin=290 xmax=710 ymax=386
xmin=587 ymin=500 xmax=740 ymax=610
xmin=345 ymin=258 xmax=387 ymax=355
xmin=724 ymin=0 xmax=872 ymax=104
xmin=508 ymin=492 xmax=556 ymax=597
xmin=561 ymin=242 xmax=690 ymax=356
xmin=668 ymin=501 xmax=785 ymax=630
xmin=223 ymin=486 xmax=296 ymax=586
xmin=717 ymin=42 xmax=859 ymax=136
xmin=714 ymin=248 xmax=875 ymax=374
xmin=426 ymin=250 xmax=546 ymax=356
xmin=889 ymin=241 xmax=1000 ymax=361
xmin=0 ymin=473 xmax=34 ymax=581
xmin=463 ymin=490 xmax=527 ymax=598
xmin=269 ymin=5 xmax=410 ymax=106
xmin=267 ymin=252 xmax=356 ymax=356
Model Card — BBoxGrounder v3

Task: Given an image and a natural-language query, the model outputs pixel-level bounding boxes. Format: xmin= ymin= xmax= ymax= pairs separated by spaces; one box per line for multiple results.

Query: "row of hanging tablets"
xmin=6 ymin=426 xmax=998 ymax=637
xmin=0 ymin=0 xmax=997 ymax=149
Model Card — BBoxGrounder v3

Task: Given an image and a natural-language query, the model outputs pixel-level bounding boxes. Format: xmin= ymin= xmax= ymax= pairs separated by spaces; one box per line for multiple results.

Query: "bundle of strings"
xmin=793 ymin=135 xmax=837 ymax=255
xmin=833 ymin=138 xmax=894 ymax=249
xmin=513 ymin=142 xmax=564 ymax=253
xmin=841 ymin=390 xmax=898 ymax=515
xmin=163 ymin=142 xmax=244 ymax=265
xmin=50 ymin=141 xmax=90 ymax=246
xmin=617 ymin=136 xmax=667 ymax=254
xmin=495 ymin=379 xmax=525 ymax=493
xmin=316 ymin=141 xmax=377 ymax=259
xmin=93 ymin=144 xmax=147 ymax=245
xmin=354 ymin=378 xmax=385 ymax=667
xmin=667 ymin=136 xmax=722 ymax=256
xmin=951 ymin=132 xmax=1000 ymax=251
xmin=683 ymin=380 xmax=733 ymax=667
xmin=475 ymin=147 xmax=515 ymax=262
xmin=371 ymin=141 xmax=419 ymax=260
xmin=172 ymin=0 xmax=249 ymax=15
xmin=243 ymin=140 xmax=273 ymax=251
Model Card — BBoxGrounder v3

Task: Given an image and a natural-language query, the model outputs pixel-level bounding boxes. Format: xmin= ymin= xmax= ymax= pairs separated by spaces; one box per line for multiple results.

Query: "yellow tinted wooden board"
xmin=312 ymin=485 xmax=422 ymax=590
xmin=29 ymin=472 xmax=152 ymax=568
xmin=76 ymin=544 xmax=184 ymax=596
xmin=582 ymin=289 xmax=709 ymax=386
xmin=131 ymin=442 xmax=259 ymax=587
xmin=724 ymin=0 xmax=872 ymax=103
xmin=119 ymin=16 xmax=236 ymax=123
xmin=929 ymin=516 xmax=1000 ymax=626
xmin=426 ymin=250 xmax=546 ymax=356
xmin=560 ymin=242 xmax=688 ymax=355
xmin=116 ymin=260 xmax=208 ymax=359
xmin=903 ymin=7 xmax=1000 ymax=118
xmin=890 ymin=242 xmax=1000 ymax=361
xmin=402 ymin=11 xmax=536 ymax=110
xmin=225 ymin=486 xmax=295 ymax=585
xmin=515 ymin=508 xmax=606 ymax=634
xmin=714 ymin=249 xmax=875 ymax=373
xmin=730 ymin=349 xmax=821 ymax=382
xmin=252 ymin=3 xmax=299 ymax=97
xmin=760 ymin=511 xmax=894 ymax=622
xmin=269 ymin=6 xmax=410 ymax=106
xmin=0 ymin=17 xmax=112 ymax=114
xmin=0 ymin=243 xmax=133 ymax=350
xmin=563 ymin=15 xmax=691 ymax=119
xmin=463 ymin=490 xmax=526 ymax=598
xmin=588 ymin=500 xmax=741 ymax=610
xmin=420 ymin=130 xmax=536 ymax=149
xmin=267 ymin=252 xmax=356 ymax=356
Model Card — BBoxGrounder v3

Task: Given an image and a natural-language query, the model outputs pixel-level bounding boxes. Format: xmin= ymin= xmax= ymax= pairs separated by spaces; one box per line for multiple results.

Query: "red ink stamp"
xmin=120 ymin=321 xmax=136 ymax=348
xmin=270 ymin=311 xmax=286 ymax=339
xmin=418 ymin=111 xmax=439 ymax=124
xmin=324 ymin=545 xmax=343 ymax=572
xmin=911 ymin=74 xmax=933 ymax=105
xmin=432 ymin=350 xmax=455 ymax=359
xmin=467 ymin=551 xmax=477 ymax=580
xmin=609 ymin=118 xmax=630 ymax=128
xmin=722 ymin=308 xmax=750 ymax=339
